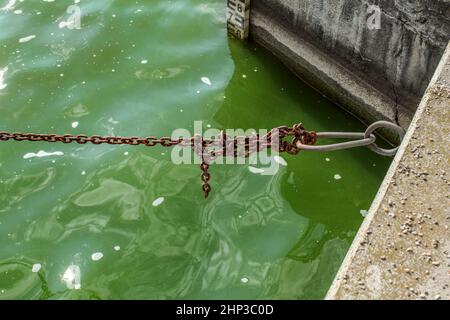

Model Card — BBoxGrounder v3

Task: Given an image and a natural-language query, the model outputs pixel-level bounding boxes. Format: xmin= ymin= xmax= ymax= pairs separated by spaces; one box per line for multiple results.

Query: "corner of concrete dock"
xmin=326 ymin=42 xmax=450 ymax=300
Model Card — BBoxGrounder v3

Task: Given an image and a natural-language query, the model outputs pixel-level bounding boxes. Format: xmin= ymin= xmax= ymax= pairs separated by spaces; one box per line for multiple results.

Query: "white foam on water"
xmin=152 ymin=197 xmax=164 ymax=207
xmin=91 ymin=252 xmax=103 ymax=261
xmin=360 ymin=210 xmax=368 ymax=218
xmin=13 ymin=9 xmax=21 ymax=14
xmin=248 ymin=166 xmax=264 ymax=174
xmin=334 ymin=174 xmax=342 ymax=180
xmin=0 ymin=0 xmax=16 ymax=11
xmin=81 ymin=171 xmax=86 ymax=175
xmin=240 ymin=277 xmax=249 ymax=283
xmin=0 ymin=67 xmax=7 ymax=91
xmin=141 ymin=60 xmax=148 ymax=64
xmin=62 ymin=264 xmax=81 ymax=290
xmin=114 ymin=245 xmax=121 ymax=251
xmin=31 ymin=263 xmax=42 ymax=273
xmin=201 ymin=77 xmax=211 ymax=86
xmin=23 ymin=150 xmax=64 ymax=159
xmin=325 ymin=158 xmax=331 ymax=162
xmin=273 ymin=155 xmax=287 ymax=166
xmin=19 ymin=35 xmax=36 ymax=43
xmin=71 ymin=121 xmax=79 ymax=128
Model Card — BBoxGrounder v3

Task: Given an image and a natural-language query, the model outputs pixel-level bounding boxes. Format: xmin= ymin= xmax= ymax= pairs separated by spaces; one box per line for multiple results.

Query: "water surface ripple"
xmin=0 ymin=0 xmax=391 ymax=299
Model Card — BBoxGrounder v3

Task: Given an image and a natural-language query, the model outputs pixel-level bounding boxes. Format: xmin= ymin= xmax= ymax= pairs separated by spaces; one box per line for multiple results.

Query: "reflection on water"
xmin=0 ymin=260 xmax=48 ymax=299
xmin=0 ymin=0 xmax=391 ymax=299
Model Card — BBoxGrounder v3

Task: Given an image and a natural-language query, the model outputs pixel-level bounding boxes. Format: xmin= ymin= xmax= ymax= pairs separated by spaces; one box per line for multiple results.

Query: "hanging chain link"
xmin=0 ymin=123 xmax=317 ymax=198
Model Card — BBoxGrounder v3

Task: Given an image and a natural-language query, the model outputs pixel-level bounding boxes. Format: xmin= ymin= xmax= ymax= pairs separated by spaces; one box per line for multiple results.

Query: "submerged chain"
xmin=0 ymin=124 xmax=317 ymax=198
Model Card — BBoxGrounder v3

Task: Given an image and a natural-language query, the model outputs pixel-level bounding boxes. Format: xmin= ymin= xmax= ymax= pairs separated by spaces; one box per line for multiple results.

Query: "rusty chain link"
xmin=0 ymin=121 xmax=406 ymax=197
xmin=0 ymin=124 xmax=317 ymax=198
xmin=0 ymin=120 xmax=406 ymax=197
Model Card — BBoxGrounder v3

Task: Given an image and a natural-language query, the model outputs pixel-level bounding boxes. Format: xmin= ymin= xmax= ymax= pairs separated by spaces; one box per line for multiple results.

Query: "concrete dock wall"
xmin=250 ymin=0 xmax=450 ymax=128
xmin=326 ymin=42 xmax=450 ymax=300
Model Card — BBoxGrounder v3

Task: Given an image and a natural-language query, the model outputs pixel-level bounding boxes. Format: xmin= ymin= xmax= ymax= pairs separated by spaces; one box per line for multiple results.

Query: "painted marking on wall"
xmin=227 ymin=0 xmax=250 ymax=40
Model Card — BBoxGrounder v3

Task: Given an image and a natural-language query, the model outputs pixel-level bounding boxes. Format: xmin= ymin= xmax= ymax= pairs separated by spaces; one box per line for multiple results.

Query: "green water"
xmin=0 ymin=0 xmax=391 ymax=300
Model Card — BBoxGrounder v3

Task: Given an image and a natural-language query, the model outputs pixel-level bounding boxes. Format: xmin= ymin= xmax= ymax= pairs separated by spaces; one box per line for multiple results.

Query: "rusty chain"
xmin=0 ymin=123 xmax=317 ymax=198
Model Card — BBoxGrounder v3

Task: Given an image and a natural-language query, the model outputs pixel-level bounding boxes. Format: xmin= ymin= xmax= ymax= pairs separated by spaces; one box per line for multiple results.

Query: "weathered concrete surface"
xmin=251 ymin=10 xmax=412 ymax=131
xmin=250 ymin=0 xmax=450 ymax=128
xmin=326 ymin=42 xmax=450 ymax=300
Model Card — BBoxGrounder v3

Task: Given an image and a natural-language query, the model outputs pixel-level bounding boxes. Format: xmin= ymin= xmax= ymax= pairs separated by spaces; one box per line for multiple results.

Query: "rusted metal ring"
xmin=364 ymin=121 xmax=405 ymax=157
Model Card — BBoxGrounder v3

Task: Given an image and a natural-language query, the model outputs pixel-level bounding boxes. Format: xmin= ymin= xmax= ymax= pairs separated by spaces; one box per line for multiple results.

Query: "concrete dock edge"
xmin=326 ymin=42 xmax=450 ymax=300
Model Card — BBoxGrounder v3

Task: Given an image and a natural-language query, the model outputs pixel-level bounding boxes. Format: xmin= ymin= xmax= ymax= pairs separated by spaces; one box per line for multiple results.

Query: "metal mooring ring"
xmin=364 ymin=121 xmax=405 ymax=157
